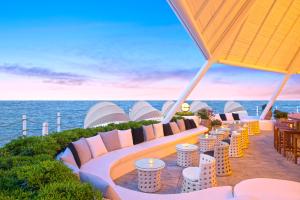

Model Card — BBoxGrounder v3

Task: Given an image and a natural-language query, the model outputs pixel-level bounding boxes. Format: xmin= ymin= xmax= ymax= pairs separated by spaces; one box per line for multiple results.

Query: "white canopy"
xmin=129 ymin=101 xmax=162 ymax=121
xmin=163 ymin=0 xmax=300 ymax=122
xmin=190 ymin=101 xmax=212 ymax=113
xmin=162 ymin=101 xmax=176 ymax=115
xmin=224 ymin=101 xmax=248 ymax=116
xmin=84 ymin=102 xmax=129 ymax=128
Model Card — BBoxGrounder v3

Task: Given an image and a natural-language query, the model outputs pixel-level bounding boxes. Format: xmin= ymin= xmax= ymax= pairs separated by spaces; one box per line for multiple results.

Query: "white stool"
xmin=135 ymin=158 xmax=165 ymax=193
xmin=182 ymin=154 xmax=217 ymax=192
xmin=214 ymin=142 xmax=232 ymax=176
xmin=199 ymin=134 xmax=217 ymax=153
xmin=176 ymin=144 xmax=199 ymax=167
xmin=229 ymin=132 xmax=244 ymax=158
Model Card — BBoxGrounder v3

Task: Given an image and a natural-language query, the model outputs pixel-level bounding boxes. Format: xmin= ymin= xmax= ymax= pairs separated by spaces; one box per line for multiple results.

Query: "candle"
xmin=205 ymin=134 xmax=208 ymax=138
xmin=182 ymin=143 xmax=189 ymax=147
xmin=148 ymin=158 xmax=154 ymax=164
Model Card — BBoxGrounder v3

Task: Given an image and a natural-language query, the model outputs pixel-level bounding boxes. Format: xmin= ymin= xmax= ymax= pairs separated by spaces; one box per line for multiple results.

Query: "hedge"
xmin=0 ymin=120 xmax=158 ymax=200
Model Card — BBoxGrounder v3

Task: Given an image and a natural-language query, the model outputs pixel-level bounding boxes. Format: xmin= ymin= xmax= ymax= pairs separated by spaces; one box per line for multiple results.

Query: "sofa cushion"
xmin=118 ymin=129 xmax=133 ymax=148
xmin=169 ymin=122 xmax=180 ymax=134
xmin=177 ymin=119 xmax=186 ymax=132
xmin=60 ymin=147 xmax=78 ymax=167
xmin=220 ymin=114 xmax=227 ymax=121
xmin=189 ymin=119 xmax=197 ymax=129
xmin=153 ymin=123 xmax=164 ymax=138
xmin=100 ymin=130 xmax=121 ymax=152
xmin=184 ymin=119 xmax=192 ymax=130
xmin=86 ymin=135 xmax=107 ymax=158
xmin=143 ymin=125 xmax=155 ymax=141
xmin=226 ymin=113 xmax=234 ymax=121
xmin=163 ymin=123 xmax=173 ymax=136
xmin=232 ymin=113 xmax=240 ymax=121
xmin=131 ymin=127 xmax=145 ymax=145
xmin=68 ymin=138 xmax=92 ymax=168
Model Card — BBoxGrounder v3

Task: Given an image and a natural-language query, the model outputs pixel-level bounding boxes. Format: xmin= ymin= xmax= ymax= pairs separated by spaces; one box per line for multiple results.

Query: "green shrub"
xmin=0 ymin=154 xmax=52 ymax=170
xmin=175 ymin=111 xmax=194 ymax=116
xmin=197 ymin=108 xmax=211 ymax=120
xmin=211 ymin=119 xmax=222 ymax=127
xmin=273 ymin=110 xmax=288 ymax=119
xmin=36 ymin=181 xmax=102 ymax=200
xmin=171 ymin=116 xmax=184 ymax=122
xmin=2 ymin=136 xmax=60 ymax=157
xmin=0 ymin=120 xmax=159 ymax=199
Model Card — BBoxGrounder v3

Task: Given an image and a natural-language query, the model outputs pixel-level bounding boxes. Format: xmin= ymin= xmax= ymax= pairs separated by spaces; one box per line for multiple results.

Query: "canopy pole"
xmin=260 ymin=73 xmax=291 ymax=120
xmin=163 ymin=60 xmax=214 ymax=123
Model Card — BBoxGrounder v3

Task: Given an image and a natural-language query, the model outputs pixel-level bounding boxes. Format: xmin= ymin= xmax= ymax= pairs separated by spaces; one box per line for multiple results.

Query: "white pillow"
xmin=226 ymin=113 xmax=234 ymax=121
xmin=118 ymin=129 xmax=133 ymax=148
xmin=60 ymin=148 xmax=78 ymax=167
xmin=153 ymin=123 xmax=164 ymax=138
xmin=86 ymin=135 xmax=108 ymax=158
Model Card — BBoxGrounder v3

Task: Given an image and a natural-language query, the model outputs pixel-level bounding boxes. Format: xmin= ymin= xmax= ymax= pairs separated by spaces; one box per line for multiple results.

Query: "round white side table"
xmin=199 ymin=134 xmax=217 ymax=152
xmin=176 ymin=143 xmax=199 ymax=167
xmin=135 ymin=158 xmax=165 ymax=193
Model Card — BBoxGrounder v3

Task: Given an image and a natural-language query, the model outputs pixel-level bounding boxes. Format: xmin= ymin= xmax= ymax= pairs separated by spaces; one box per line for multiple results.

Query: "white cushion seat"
xmin=182 ymin=167 xmax=201 ymax=181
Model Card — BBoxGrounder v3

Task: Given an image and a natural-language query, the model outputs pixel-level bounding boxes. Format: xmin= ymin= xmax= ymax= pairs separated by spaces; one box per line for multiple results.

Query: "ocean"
xmin=0 ymin=100 xmax=299 ymax=147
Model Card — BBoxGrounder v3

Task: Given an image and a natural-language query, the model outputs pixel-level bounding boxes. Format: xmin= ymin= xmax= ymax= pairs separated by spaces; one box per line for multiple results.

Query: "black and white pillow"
xmin=163 ymin=123 xmax=173 ymax=136
xmin=131 ymin=127 xmax=145 ymax=145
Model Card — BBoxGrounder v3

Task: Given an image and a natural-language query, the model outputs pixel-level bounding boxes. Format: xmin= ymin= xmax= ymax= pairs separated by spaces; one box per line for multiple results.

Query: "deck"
xmin=115 ymin=130 xmax=300 ymax=194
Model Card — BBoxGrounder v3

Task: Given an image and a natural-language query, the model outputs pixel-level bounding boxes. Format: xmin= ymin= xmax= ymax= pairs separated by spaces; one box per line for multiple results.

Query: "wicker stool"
xmin=176 ymin=144 xmax=199 ymax=167
xmin=182 ymin=154 xmax=217 ymax=193
xmin=229 ymin=132 xmax=244 ymax=158
xmin=199 ymin=135 xmax=217 ymax=153
xmin=239 ymin=128 xmax=249 ymax=149
xmin=135 ymin=158 xmax=165 ymax=193
xmin=248 ymin=120 xmax=260 ymax=135
xmin=214 ymin=142 xmax=232 ymax=176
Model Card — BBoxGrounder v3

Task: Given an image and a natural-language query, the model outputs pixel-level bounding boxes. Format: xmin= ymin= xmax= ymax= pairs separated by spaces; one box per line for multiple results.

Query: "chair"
xmin=292 ymin=134 xmax=300 ymax=164
xmin=229 ymin=132 xmax=244 ymax=158
xmin=214 ymin=142 xmax=232 ymax=176
xmin=182 ymin=154 xmax=217 ymax=192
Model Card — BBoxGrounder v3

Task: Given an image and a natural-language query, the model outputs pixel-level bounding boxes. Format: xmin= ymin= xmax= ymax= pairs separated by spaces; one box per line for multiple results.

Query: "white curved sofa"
xmin=79 ymin=126 xmax=214 ymax=200
xmin=234 ymin=178 xmax=300 ymax=200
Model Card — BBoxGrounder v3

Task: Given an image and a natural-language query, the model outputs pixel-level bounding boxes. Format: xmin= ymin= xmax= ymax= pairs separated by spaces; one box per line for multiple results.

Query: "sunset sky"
xmin=0 ymin=0 xmax=299 ymax=100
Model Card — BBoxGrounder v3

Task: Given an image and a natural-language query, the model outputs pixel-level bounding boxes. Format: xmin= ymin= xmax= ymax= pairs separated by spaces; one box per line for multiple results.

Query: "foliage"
xmin=273 ymin=110 xmax=288 ymax=119
xmin=175 ymin=111 xmax=194 ymax=116
xmin=171 ymin=116 xmax=184 ymax=122
xmin=197 ymin=108 xmax=213 ymax=120
xmin=0 ymin=120 xmax=158 ymax=199
xmin=36 ymin=181 xmax=102 ymax=200
xmin=211 ymin=119 xmax=222 ymax=127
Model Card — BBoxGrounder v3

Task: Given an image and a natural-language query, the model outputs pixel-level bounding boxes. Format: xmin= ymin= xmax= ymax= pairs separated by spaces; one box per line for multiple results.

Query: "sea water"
xmin=0 ymin=100 xmax=299 ymax=147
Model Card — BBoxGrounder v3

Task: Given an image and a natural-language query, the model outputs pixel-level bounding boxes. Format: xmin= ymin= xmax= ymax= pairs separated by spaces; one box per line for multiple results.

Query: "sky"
xmin=0 ymin=0 xmax=299 ymax=100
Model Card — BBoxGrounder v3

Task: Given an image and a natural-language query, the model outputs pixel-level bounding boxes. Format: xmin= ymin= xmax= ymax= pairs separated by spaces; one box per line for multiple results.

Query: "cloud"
xmin=0 ymin=64 xmax=90 ymax=85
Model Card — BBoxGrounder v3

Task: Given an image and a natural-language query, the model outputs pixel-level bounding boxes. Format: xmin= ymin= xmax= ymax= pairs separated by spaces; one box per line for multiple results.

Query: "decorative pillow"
xmin=232 ymin=113 xmax=240 ymax=121
xmin=153 ymin=123 xmax=164 ymax=138
xmin=169 ymin=122 xmax=180 ymax=134
xmin=143 ymin=125 xmax=155 ymax=141
xmin=193 ymin=117 xmax=200 ymax=127
xmin=99 ymin=130 xmax=121 ymax=152
xmin=131 ymin=127 xmax=145 ymax=145
xmin=60 ymin=147 xmax=78 ymax=167
xmin=177 ymin=119 xmax=186 ymax=132
xmin=184 ymin=119 xmax=192 ymax=130
xmin=219 ymin=113 xmax=227 ymax=121
xmin=118 ymin=129 xmax=134 ymax=148
xmin=163 ymin=123 xmax=173 ymax=136
xmin=225 ymin=113 xmax=234 ymax=121
xmin=189 ymin=119 xmax=197 ymax=129
xmin=86 ymin=135 xmax=107 ymax=158
xmin=68 ymin=138 xmax=92 ymax=168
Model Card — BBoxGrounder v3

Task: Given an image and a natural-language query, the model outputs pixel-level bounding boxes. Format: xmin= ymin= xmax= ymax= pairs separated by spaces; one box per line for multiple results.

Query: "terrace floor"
xmin=115 ymin=130 xmax=300 ymax=194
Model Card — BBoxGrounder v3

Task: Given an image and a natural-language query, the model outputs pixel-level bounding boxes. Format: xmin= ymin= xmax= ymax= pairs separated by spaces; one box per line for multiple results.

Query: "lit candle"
xmin=149 ymin=158 xmax=154 ymax=164
xmin=205 ymin=134 xmax=208 ymax=138
xmin=182 ymin=143 xmax=189 ymax=147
